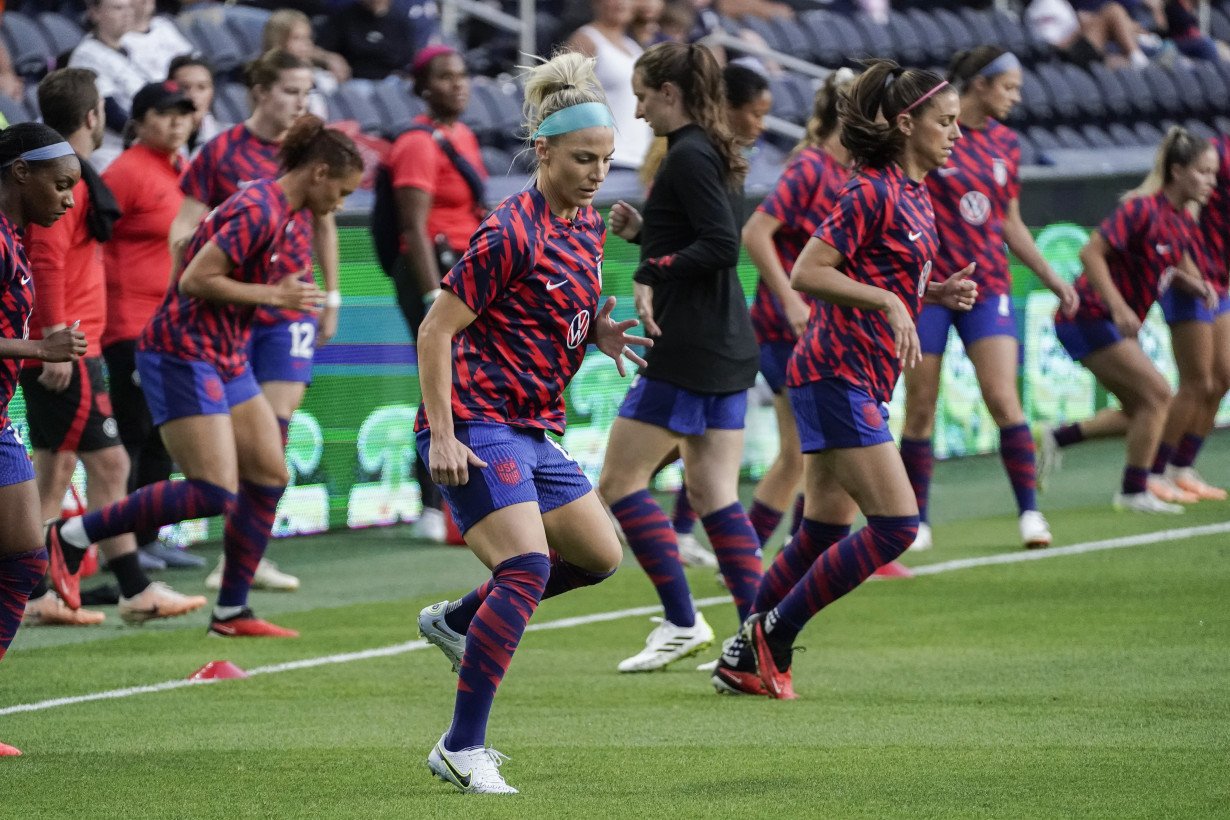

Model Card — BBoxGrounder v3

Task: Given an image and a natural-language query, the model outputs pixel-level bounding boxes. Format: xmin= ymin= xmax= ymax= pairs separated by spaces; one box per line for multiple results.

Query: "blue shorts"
xmin=1054 ymin=318 xmax=1124 ymax=362
xmin=416 ymin=422 xmax=593 ymax=534
xmin=917 ymin=295 xmax=1017 ymax=356
xmin=617 ymin=375 xmax=747 ymax=436
xmin=0 ymin=423 xmax=34 ymax=487
xmin=759 ymin=341 xmax=795 ymax=394
xmin=136 ymin=350 xmax=263 ymax=426
xmin=788 ymin=378 xmax=893 ymax=453
xmin=249 ymin=316 xmax=317 ymax=385
xmin=1159 ymin=289 xmax=1230 ymax=325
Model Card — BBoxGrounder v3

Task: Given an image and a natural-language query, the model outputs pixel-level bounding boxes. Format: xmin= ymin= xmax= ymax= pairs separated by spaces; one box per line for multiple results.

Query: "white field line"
xmin=4 ymin=522 xmax=1227 ymax=717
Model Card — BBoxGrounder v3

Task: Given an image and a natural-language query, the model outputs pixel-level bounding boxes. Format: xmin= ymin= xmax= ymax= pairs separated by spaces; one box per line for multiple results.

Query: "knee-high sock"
xmin=671 ymin=482 xmax=697 ymax=536
xmin=0 ymin=549 xmax=48 ymax=662
xmin=443 ymin=550 xmax=615 ymax=635
xmin=768 ymin=514 xmax=919 ymax=644
xmin=64 ymin=479 xmax=235 ymax=556
xmin=1172 ymin=434 xmax=1205 ymax=469
xmin=701 ymin=502 xmax=763 ymax=622
xmin=218 ymin=481 xmax=285 ymax=608
xmin=445 ymin=552 xmax=549 ymax=751
xmin=789 ymin=494 xmax=804 ymax=536
xmin=753 ymin=519 xmax=851 ymax=615
xmin=900 ymin=438 xmax=933 ymax=523
xmin=610 ymin=490 xmax=694 ymax=627
xmin=999 ymin=423 xmax=1038 ymax=514
xmin=747 ymin=499 xmax=783 ymax=546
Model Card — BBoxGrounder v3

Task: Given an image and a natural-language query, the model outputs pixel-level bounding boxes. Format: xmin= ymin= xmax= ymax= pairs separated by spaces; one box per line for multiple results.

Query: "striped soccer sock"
xmin=753 ymin=519 xmax=851 ymax=615
xmin=900 ymin=438 xmax=934 ymax=523
xmin=747 ymin=499 xmax=783 ymax=547
xmin=217 ymin=481 xmax=284 ymax=608
xmin=0 ymin=549 xmax=48 ymax=662
xmin=701 ymin=502 xmax=764 ymax=622
xmin=1000 ymin=423 xmax=1039 ymax=514
xmin=611 ymin=490 xmax=695 ymax=628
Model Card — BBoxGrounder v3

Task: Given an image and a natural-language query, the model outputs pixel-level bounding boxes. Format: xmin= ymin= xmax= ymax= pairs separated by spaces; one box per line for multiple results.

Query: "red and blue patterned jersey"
xmin=140 ymin=180 xmax=305 ymax=379
xmin=181 ymin=123 xmax=314 ymax=324
xmin=926 ymin=118 xmax=1020 ymax=299
xmin=1199 ymin=135 xmax=1229 ymax=293
xmin=414 ymin=187 xmax=605 ymax=435
xmin=0 ymin=212 xmax=32 ymax=426
xmin=749 ymin=146 xmax=850 ymax=345
xmin=1187 ymin=209 xmax=1225 ymax=296
xmin=787 ymin=164 xmax=940 ymax=404
xmin=1066 ymin=192 xmax=1189 ymax=323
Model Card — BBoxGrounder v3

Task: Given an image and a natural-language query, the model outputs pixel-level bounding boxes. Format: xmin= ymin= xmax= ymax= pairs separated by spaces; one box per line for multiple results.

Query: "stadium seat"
xmin=1026 ymin=125 xmax=1061 ymax=154
xmin=1079 ymin=124 xmax=1116 ymax=150
xmin=1182 ymin=119 xmax=1216 ymax=140
xmin=958 ymin=8 xmax=1001 ymax=53
xmin=1192 ymin=62 xmax=1229 ymax=118
xmin=883 ymin=12 xmax=927 ymax=66
xmin=903 ymin=8 xmax=953 ymax=67
xmin=1058 ymin=63 xmax=1105 ymax=123
xmin=214 ymin=81 xmax=251 ymax=125
xmin=222 ymin=4 xmax=271 ymax=58
xmin=1114 ymin=68 xmax=1159 ymax=120
xmin=0 ymin=94 xmax=31 ymax=126
xmin=1052 ymin=125 xmax=1090 ymax=150
xmin=800 ymin=10 xmax=867 ymax=66
xmin=1140 ymin=65 xmax=1187 ymax=118
xmin=1108 ymin=122 xmax=1144 ymax=147
xmin=1018 ymin=67 xmax=1054 ymax=124
xmin=466 ymin=77 xmax=523 ymax=148
xmin=746 ymin=16 xmax=815 ymax=62
xmin=1215 ymin=115 xmax=1230 ymax=135
xmin=23 ymin=84 xmax=39 ymax=119
xmin=932 ymin=8 xmax=976 ymax=55
xmin=182 ymin=14 xmax=245 ymax=74
xmin=1133 ymin=121 xmax=1164 ymax=146
xmin=1015 ymin=131 xmax=1039 ymax=166
xmin=1034 ymin=63 xmax=1079 ymax=123
xmin=480 ymin=146 xmax=513 ymax=177
xmin=369 ymin=80 xmax=422 ymax=138
xmin=36 ymin=12 xmax=85 ymax=68
xmin=1211 ymin=4 xmax=1230 ymax=42
xmin=1167 ymin=65 xmax=1208 ymax=118
xmin=1087 ymin=63 xmax=1132 ymax=122
xmin=2 ymin=12 xmax=55 ymax=80
xmin=769 ymin=73 xmax=812 ymax=125
xmin=852 ymin=13 xmax=898 ymax=65
xmin=332 ymin=81 xmax=385 ymax=137
xmin=989 ymin=8 xmax=1037 ymax=63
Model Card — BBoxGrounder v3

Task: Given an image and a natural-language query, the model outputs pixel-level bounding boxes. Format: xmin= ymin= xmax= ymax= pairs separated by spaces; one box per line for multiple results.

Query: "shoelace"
xmin=472 ymin=748 xmax=512 ymax=788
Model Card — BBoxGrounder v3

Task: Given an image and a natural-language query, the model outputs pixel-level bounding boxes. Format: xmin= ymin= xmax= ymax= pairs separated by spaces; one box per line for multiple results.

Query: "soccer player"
xmin=599 ymin=42 xmax=763 ymax=673
xmin=44 ymin=116 xmax=362 ymax=637
xmin=20 ymin=69 xmax=204 ymax=626
xmin=717 ymin=60 xmax=977 ymax=699
xmin=172 ymin=49 xmax=341 ymax=593
xmin=1041 ymin=127 xmax=1218 ymax=514
xmin=900 ymin=47 xmax=1078 ymax=552
xmin=413 ymin=52 xmax=646 ymax=794
xmin=0 ymin=122 xmax=89 ymax=755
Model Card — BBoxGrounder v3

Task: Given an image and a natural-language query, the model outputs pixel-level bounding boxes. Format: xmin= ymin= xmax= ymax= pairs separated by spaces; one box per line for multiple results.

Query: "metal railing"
xmin=440 ymin=0 xmax=536 ymax=63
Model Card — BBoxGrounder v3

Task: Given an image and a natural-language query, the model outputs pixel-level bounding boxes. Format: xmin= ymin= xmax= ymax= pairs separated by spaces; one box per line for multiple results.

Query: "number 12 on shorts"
xmin=289 ymin=322 xmax=316 ymax=358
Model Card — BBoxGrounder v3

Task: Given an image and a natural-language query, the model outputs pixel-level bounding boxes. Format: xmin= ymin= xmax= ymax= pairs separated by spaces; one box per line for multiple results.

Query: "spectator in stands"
xmin=631 ymin=0 xmax=667 ymax=46
xmin=381 ymin=45 xmax=487 ymax=542
xmin=21 ymin=68 xmax=207 ymax=626
xmin=263 ymin=7 xmax=351 ymax=105
xmin=317 ymin=0 xmax=417 ymax=81
xmin=724 ymin=61 xmax=771 ymax=148
xmin=168 ymin=54 xmax=223 ymax=157
xmin=1028 ymin=0 xmax=1150 ymax=68
xmin=0 ymin=39 xmax=24 ymax=102
xmin=715 ymin=0 xmax=793 ymax=21
xmin=101 ymin=81 xmax=204 ymax=570
xmin=392 ymin=0 xmax=444 ymax=55
xmin=123 ymin=0 xmax=194 ymax=81
xmin=566 ymin=0 xmax=655 ymax=170
xmin=1162 ymin=0 xmax=1230 ymax=61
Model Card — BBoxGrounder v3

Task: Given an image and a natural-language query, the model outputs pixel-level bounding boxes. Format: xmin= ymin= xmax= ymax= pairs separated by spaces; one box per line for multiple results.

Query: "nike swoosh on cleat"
xmin=441 ymin=749 xmax=472 ymax=788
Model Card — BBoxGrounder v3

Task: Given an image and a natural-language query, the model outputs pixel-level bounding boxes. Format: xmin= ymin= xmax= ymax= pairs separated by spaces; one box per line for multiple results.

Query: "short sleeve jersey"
xmin=181 ymin=124 xmax=314 ymax=324
xmin=1198 ymin=135 xmax=1229 ymax=293
xmin=386 ymin=115 xmax=487 ymax=251
xmin=926 ymin=118 xmax=1021 ymax=298
xmin=749 ymin=145 xmax=850 ymax=345
xmin=0 ymin=212 xmax=32 ymax=426
xmin=140 ymin=180 xmax=303 ymax=379
xmin=787 ymin=164 xmax=940 ymax=404
xmin=414 ymin=188 xmax=605 ymax=435
xmin=1067 ymin=192 xmax=1190 ymax=323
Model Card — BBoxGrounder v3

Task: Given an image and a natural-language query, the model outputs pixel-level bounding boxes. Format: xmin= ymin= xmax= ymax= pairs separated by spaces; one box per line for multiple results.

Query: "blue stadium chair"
xmin=903 ymin=8 xmax=953 ymax=67
xmin=851 ymin=13 xmax=898 ymax=65
xmin=1087 ymin=63 xmax=1132 ymax=122
xmin=1192 ymin=62 xmax=1228 ymax=118
xmin=480 ymin=146 xmax=514 ymax=177
xmin=1052 ymin=125 xmax=1090 ymax=150
xmin=36 ymin=12 xmax=85 ymax=68
xmin=1059 ymin=64 xmax=1105 ymax=122
xmin=989 ymin=8 xmax=1037 ymax=63
xmin=800 ymin=10 xmax=866 ymax=66
xmin=736 ymin=17 xmax=785 ymax=54
xmin=1114 ymin=68 xmax=1159 ymax=120
xmin=769 ymin=73 xmax=812 ymax=125
xmin=1216 ymin=116 xmax=1230 ymax=136
xmin=2 ymin=12 xmax=55 ymax=79
xmin=1133 ymin=121 xmax=1165 ymax=145
xmin=1018 ymin=67 xmax=1054 ymax=125
xmin=1139 ymin=65 xmax=1186 ymax=118
xmin=23 ymin=84 xmax=39 ymax=119
xmin=1108 ymin=122 xmax=1144 ymax=146
xmin=1211 ymin=5 xmax=1230 ymax=42
xmin=932 ymin=8 xmax=976 ymax=55
xmin=1015 ymin=131 xmax=1039 ymax=166
xmin=222 ymin=4 xmax=271 ymax=59
xmin=333 ymin=81 xmax=384 ymax=136
xmin=369 ymin=80 xmax=422 ymax=138
xmin=1182 ymin=119 xmax=1217 ymax=141
xmin=1026 ymin=125 xmax=1062 ymax=153
xmin=957 ymin=8 xmax=1000 ymax=53
xmin=744 ymin=16 xmax=815 ymax=61
xmin=1080 ymin=124 xmax=1116 ymax=150
xmin=182 ymin=14 xmax=245 ymax=74
xmin=466 ymin=77 xmax=522 ymax=148
xmin=0 ymin=95 xmax=30 ymax=126
xmin=884 ymin=12 xmax=928 ymax=66
xmin=1034 ymin=63 xmax=1080 ymax=123
xmin=1167 ymin=65 xmax=1207 ymax=118
xmin=214 ymin=82 xmax=251 ymax=125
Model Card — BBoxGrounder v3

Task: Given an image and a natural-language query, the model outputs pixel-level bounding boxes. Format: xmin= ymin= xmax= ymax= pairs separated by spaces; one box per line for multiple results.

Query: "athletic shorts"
xmin=788 ymin=378 xmax=893 ymax=453
xmin=1158 ymin=288 xmax=1230 ymax=325
xmin=1054 ymin=318 xmax=1123 ymax=362
xmin=918 ymin=294 xmax=1017 ymax=356
xmin=616 ymin=375 xmax=747 ymax=436
xmin=416 ymin=421 xmax=593 ymax=534
xmin=19 ymin=357 xmax=121 ymax=453
xmin=759 ymin=341 xmax=796 ymax=395
xmin=136 ymin=350 xmax=262 ymax=426
xmin=0 ymin=423 xmax=34 ymax=487
xmin=249 ymin=315 xmax=317 ymax=385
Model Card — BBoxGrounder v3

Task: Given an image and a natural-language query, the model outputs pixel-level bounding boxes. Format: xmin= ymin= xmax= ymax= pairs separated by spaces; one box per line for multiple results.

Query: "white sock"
xmin=213 ymin=604 xmax=245 ymax=620
xmin=59 ymin=517 xmax=89 ymax=549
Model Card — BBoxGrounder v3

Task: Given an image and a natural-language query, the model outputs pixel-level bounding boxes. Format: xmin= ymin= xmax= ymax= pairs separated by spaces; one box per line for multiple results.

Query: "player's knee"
xmin=867 ymin=513 xmax=919 ymax=562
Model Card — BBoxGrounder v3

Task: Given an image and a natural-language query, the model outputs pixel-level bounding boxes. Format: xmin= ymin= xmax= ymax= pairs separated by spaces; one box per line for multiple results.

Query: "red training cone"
xmin=187 ymin=660 xmax=248 ymax=681
xmin=871 ymin=561 xmax=913 ymax=579
xmin=0 ymin=741 xmax=22 ymax=757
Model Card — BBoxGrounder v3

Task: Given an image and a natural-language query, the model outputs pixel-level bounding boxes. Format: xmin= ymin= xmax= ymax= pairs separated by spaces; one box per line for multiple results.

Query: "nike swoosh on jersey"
xmin=936 ymin=167 xmax=960 ymax=177
xmin=546 ymin=280 xmax=567 ymax=291
xmin=1155 ymin=244 xmax=1171 ymax=254
xmin=908 ymin=231 xmax=923 ymax=241
xmin=20 ymin=276 xmax=30 ymax=285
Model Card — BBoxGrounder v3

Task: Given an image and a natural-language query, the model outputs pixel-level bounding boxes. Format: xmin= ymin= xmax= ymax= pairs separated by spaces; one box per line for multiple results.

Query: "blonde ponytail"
xmin=520 ymin=51 xmax=609 ymax=141
xmin=1122 ymin=126 xmax=1210 ymax=202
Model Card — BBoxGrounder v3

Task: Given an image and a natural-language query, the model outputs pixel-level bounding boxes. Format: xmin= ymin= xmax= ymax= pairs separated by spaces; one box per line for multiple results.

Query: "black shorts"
xmin=19 ymin=356 xmax=122 ymax=453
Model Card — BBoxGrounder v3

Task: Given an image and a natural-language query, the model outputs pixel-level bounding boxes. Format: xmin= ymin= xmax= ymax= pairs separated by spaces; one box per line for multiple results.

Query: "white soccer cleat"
xmin=427 ymin=734 xmax=518 ymax=794
xmin=1113 ymin=491 xmax=1184 ymax=515
xmin=412 ymin=508 xmax=447 ymax=543
xmin=676 ymin=532 xmax=718 ymax=568
xmin=696 ymin=635 xmax=737 ymax=671
xmin=205 ymin=557 xmax=300 ymax=592
xmin=1033 ymin=426 xmax=1062 ymax=492
xmin=118 ymin=581 xmax=208 ymax=625
xmin=1147 ymin=476 xmax=1199 ymax=505
xmin=419 ymin=600 xmax=465 ymax=672
xmin=1019 ymin=510 xmax=1052 ymax=550
xmin=617 ymin=612 xmax=714 ymax=672
xmin=908 ymin=522 xmax=933 ymax=551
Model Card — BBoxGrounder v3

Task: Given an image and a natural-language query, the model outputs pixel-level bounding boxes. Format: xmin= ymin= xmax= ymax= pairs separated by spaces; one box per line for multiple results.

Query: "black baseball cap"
xmin=131 ymin=81 xmax=196 ymax=120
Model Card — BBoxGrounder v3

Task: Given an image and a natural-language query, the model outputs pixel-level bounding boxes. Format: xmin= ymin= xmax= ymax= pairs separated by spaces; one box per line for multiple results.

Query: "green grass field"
xmin=3 ymin=434 xmax=1229 ymax=818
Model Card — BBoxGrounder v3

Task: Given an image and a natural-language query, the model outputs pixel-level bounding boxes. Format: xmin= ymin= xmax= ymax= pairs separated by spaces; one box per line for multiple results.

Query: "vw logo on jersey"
xmin=917 ymin=260 xmax=933 ymax=297
xmin=959 ymin=191 xmax=992 ymax=226
xmin=1158 ymin=266 xmax=1178 ymax=295
xmin=566 ymin=310 xmax=591 ymax=349
xmin=993 ymin=158 xmax=1008 ymax=187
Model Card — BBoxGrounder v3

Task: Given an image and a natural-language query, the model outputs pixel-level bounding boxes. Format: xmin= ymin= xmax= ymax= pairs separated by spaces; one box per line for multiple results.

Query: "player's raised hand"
xmin=608 ymin=200 xmax=643 ymax=242
xmin=591 ymin=296 xmax=653 ymax=377
xmin=428 ymin=432 xmax=488 ymax=486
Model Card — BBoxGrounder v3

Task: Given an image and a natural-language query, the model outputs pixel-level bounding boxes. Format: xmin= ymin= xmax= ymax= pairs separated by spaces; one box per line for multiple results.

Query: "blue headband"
xmin=979 ymin=52 xmax=1021 ymax=78
xmin=532 ymin=102 xmax=615 ymax=140
xmin=1 ymin=141 xmax=75 ymax=168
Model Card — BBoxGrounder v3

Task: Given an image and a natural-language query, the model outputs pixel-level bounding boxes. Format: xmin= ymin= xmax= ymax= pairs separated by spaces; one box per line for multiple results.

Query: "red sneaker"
xmin=712 ymin=666 xmax=767 ymax=696
xmin=744 ymin=613 xmax=799 ymax=700
xmin=208 ymin=609 xmax=299 ymax=638
xmin=0 ymin=741 xmax=21 ymax=756
xmin=45 ymin=522 xmax=82 ymax=611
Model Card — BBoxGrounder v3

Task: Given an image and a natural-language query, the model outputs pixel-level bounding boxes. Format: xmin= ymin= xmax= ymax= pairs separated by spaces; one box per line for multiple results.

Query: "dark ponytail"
xmin=279 ymin=114 xmax=364 ymax=176
xmin=839 ymin=59 xmax=951 ymax=169
xmin=948 ymin=45 xmax=1008 ymax=93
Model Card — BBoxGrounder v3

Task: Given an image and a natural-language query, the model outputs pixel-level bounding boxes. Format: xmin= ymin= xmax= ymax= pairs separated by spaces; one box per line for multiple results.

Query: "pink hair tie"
xmin=411 ymin=45 xmax=459 ymax=76
xmin=900 ymin=81 xmax=950 ymax=116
